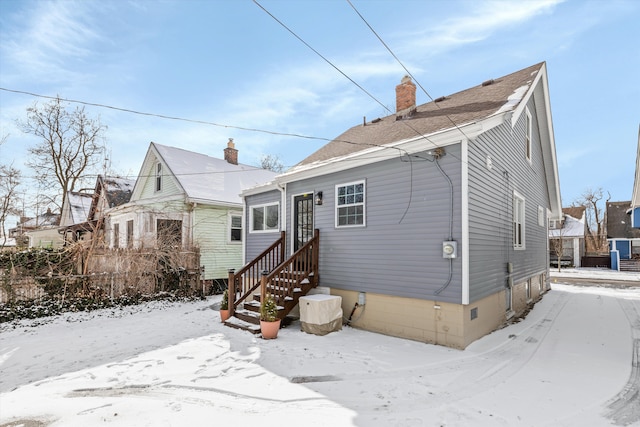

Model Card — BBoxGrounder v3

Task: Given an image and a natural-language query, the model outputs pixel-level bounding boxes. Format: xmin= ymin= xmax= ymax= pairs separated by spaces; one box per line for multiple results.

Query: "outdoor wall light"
xmin=315 ymin=191 xmax=323 ymax=205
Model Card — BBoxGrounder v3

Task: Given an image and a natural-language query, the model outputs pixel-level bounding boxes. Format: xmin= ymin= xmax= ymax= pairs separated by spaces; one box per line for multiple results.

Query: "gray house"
xmin=238 ymin=62 xmax=561 ymax=349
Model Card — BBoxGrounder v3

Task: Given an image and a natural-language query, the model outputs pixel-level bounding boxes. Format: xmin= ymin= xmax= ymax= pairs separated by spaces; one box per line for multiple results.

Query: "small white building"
xmin=549 ymin=207 xmax=587 ymax=267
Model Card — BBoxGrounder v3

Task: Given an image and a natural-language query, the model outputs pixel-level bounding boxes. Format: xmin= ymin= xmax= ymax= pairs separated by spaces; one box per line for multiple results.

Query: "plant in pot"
xmin=260 ymin=294 xmax=281 ymax=339
xmin=219 ymin=289 xmax=230 ymax=322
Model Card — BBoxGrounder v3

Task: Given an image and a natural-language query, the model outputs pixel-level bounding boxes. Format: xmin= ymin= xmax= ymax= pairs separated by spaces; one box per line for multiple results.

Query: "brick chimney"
xmin=396 ymin=75 xmax=416 ymax=118
xmin=224 ymin=138 xmax=238 ymax=165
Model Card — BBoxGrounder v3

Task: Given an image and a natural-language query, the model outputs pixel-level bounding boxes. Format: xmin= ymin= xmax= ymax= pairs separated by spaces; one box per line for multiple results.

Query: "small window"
xmin=113 ymin=223 xmax=120 ymax=249
xmin=525 ymin=108 xmax=532 ymax=162
xmin=155 ymin=163 xmax=162 ymax=192
xmin=144 ymin=213 xmax=154 ymax=233
xmin=230 ymin=214 xmax=242 ymax=242
xmin=513 ymin=191 xmax=525 ymax=250
xmin=250 ymin=203 xmax=279 ymax=232
xmin=126 ymin=219 xmax=134 ymax=248
xmin=336 ymin=180 xmax=365 ymax=227
xmin=538 ymin=206 xmax=545 ymax=227
xmin=526 ymin=278 xmax=532 ymax=300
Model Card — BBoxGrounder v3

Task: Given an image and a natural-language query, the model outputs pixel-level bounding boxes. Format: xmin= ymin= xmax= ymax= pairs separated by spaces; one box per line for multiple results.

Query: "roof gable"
xmin=294 ymin=62 xmax=545 ymax=168
xmin=563 ymin=206 xmax=586 ymax=221
xmin=271 ymin=62 xmax=561 ymax=218
xmin=131 ymin=143 xmax=278 ymax=206
xmin=60 ymin=191 xmax=93 ymax=226
xmin=607 ymin=200 xmax=640 ymax=239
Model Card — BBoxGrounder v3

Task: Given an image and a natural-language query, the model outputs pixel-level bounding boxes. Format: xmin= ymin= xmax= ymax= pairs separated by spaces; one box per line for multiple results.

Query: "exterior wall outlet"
xmin=358 ymin=292 xmax=366 ymax=305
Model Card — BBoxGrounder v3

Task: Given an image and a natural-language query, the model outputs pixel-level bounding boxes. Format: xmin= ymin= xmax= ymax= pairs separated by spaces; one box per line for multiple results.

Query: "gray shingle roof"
xmin=296 ymin=62 xmax=545 ymax=166
xmin=607 ymin=201 xmax=640 ymax=239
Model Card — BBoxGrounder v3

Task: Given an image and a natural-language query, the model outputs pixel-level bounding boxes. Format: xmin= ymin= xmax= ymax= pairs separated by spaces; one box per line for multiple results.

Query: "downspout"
xmin=434 ymin=153 xmax=454 ymax=295
xmin=277 ymin=181 xmax=287 ymax=253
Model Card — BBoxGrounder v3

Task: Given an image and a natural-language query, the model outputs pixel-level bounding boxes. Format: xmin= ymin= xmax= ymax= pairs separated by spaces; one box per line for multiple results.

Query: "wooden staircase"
xmin=620 ymin=259 xmax=640 ymax=272
xmin=224 ymin=230 xmax=319 ymax=335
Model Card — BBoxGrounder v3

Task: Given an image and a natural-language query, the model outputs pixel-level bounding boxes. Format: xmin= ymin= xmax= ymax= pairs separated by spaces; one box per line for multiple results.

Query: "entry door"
xmin=293 ymin=193 xmax=314 ymax=252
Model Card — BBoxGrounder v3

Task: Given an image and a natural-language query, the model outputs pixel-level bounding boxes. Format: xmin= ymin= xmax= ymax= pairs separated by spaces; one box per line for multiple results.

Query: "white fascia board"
xmin=186 ymin=198 xmax=242 ymax=209
xmin=536 ymin=67 xmax=562 ymax=220
xmin=241 ymin=180 xmax=280 ymax=197
xmin=510 ymin=65 xmax=544 ymax=128
xmin=277 ymin=122 xmax=485 ymax=184
xmin=509 ymin=64 xmax=562 ymax=221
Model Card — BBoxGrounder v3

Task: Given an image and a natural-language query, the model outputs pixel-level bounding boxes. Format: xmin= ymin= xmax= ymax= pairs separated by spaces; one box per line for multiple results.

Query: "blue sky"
xmin=1 ymin=0 xmax=639 ymax=220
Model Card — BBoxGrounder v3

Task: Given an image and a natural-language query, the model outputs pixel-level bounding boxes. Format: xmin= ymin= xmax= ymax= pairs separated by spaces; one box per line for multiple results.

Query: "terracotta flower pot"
xmin=260 ymin=319 xmax=281 ymax=339
xmin=220 ymin=309 xmax=230 ymax=322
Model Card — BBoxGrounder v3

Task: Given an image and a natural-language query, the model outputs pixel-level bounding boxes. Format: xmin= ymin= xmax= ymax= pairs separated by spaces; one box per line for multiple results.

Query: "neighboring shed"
xmin=548 ymin=207 xmax=586 ymax=267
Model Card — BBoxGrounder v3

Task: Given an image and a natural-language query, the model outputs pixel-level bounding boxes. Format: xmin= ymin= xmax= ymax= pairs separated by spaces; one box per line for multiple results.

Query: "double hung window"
xmin=336 ymin=181 xmax=365 ymax=227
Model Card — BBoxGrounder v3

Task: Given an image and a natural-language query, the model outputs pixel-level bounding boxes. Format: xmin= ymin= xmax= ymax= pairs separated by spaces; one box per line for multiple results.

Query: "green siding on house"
xmin=138 ymin=155 xmax=182 ymax=200
xmin=192 ymin=205 xmax=243 ymax=280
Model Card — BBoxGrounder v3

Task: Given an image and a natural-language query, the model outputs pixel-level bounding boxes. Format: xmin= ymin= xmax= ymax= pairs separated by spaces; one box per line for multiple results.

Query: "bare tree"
xmin=573 ymin=187 xmax=610 ymax=254
xmin=259 ymin=154 xmax=285 ymax=173
xmin=0 ymin=135 xmax=22 ymax=248
xmin=19 ymin=96 xmax=106 ymax=210
xmin=549 ymin=215 xmax=566 ymax=272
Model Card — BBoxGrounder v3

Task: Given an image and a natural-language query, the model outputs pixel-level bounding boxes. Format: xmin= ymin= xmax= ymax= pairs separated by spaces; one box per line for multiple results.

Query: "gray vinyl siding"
xmin=244 ymin=190 xmax=282 ymax=261
xmin=467 ymin=98 xmax=550 ymax=303
xmin=287 ymin=145 xmax=463 ymax=304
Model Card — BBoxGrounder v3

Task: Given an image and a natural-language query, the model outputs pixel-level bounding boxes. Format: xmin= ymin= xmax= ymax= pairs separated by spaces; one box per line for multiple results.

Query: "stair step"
xmin=234 ymin=308 xmax=260 ymax=325
xmin=224 ymin=316 xmax=261 ymax=334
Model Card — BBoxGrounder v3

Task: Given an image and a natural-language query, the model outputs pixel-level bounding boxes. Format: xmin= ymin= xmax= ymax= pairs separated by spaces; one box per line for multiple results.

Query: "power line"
xmin=0 ymin=87 xmax=412 ymax=158
xmin=345 ymin=0 xmax=473 ymax=144
xmin=0 ymin=87 xmax=330 ymax=143
xmin=253 ymin=0 xmax=466 ymax=164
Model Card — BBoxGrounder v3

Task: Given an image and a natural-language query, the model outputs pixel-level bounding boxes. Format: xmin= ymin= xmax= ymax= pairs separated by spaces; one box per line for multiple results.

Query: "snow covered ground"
xmin=1 ymin=270 xmax=639 ymax=426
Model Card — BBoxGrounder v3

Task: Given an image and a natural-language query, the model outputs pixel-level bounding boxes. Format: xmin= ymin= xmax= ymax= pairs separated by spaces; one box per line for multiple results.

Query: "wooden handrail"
xmin=228 ymin=231 xmax=285 ymax=316
xmin=261 ymin=229 xmax=319 ymax=315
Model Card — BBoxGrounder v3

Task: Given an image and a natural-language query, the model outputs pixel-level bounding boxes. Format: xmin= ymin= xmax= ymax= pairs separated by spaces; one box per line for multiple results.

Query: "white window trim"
xmin=155 ymin=162 xmax=162 ymax=192
xmin=249 ymin=202 xmax=280 ymax=233
xmin=335 ymin=180 xmax=366 ymax=228
xmin=228 ymin=212 xmax=242 ymax=243
xmin=513 ymin=190 xmax=526 ymax=250
xmin=525 ymin=107 xmax=532 ymax=164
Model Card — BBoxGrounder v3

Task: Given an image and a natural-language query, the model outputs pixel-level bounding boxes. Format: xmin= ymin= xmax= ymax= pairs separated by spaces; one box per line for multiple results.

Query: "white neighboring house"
xmin=58 ymin=176 xmax=135 ymax=246
xmin=108 ymin=140 xmax=277 ymax=282
xmin=0 ymin=227 xmax=16 ymax=251
xmin=9 ymin=209 xmax=62 ymax=249
xmin=548 ymin=207 xmax=587 ymax=267
xmin=59 ymin=191 xmax=94 ymax=243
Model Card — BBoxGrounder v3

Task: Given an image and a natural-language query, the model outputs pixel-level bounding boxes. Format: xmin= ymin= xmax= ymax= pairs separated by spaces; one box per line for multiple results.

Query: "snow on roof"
xmin=492 ymin=83 xmax=532 ymax=117
xmin=66 ymin=192 xmax=93 ymax=224
xmin=21 ymin=211 xmax=60 ymax=228
xmin=104 ymin=176 xmax=135 ymax=192
xmin=101 ymin=176 xmax=135 ymax=207
xmin=549 ymin=213 xmax=585 ymax=238
xmin=154 ymin=144 xmax=278 ymax=204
